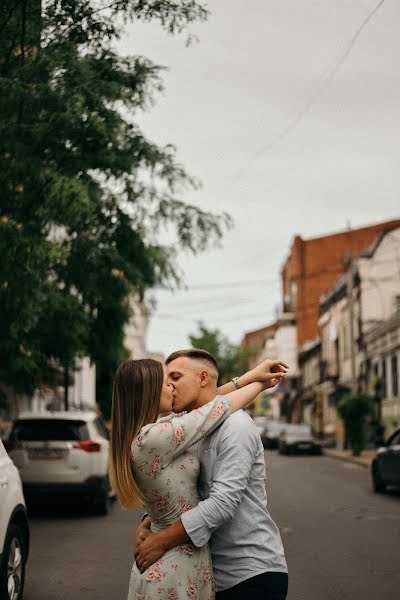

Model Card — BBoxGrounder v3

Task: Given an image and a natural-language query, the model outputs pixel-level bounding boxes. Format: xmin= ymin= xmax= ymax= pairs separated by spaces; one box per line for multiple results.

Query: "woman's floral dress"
xmin=127 ymin=396 xmax=232 ymax=600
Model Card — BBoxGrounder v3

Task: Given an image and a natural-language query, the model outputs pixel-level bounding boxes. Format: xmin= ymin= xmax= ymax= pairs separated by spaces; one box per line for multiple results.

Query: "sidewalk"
xmin=324 ymin=447 xmax=375 ymax=468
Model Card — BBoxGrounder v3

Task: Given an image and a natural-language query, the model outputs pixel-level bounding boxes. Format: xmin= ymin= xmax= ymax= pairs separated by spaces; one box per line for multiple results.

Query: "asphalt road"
xmin=23 ymin=497 xmax=141 ymax=600
xmin=266 ymin=452 xmax=400 ymax=600
xmin=23 ymin=452 xmax=400 ymax=600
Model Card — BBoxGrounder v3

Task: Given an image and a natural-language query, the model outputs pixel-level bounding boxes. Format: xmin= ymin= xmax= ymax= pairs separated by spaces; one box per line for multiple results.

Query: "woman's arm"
xmin=224 ymin=370 xmax=285 ymax=413
xmin=217 ymin=358 xmax=288 ymax=395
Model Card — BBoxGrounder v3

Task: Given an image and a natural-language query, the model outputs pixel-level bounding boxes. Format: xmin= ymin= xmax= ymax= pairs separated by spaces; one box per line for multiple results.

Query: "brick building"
xmin=241 ymin=323 xmax=277 ymax=369
xmin=281 ymin=218 xmax=400 ymax=349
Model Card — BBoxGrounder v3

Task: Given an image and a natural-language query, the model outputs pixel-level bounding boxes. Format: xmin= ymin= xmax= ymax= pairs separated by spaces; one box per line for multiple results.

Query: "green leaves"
xmin=337 ymin=393 xmax=374 ymax=456
xmin=0 ymin=0 xmax=230 ymax=408
xmin=189 ymin=322 xmax=251 ymax=385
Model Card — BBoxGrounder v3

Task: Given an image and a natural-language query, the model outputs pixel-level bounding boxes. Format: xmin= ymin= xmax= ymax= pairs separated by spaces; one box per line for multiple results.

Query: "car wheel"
xmin=372 ymin=468 xmax=386 ymax=493
xmin=0 ymin=524 xmax=27 ymax=600
xmin=92 ymin=477 xmax=112 ymax=516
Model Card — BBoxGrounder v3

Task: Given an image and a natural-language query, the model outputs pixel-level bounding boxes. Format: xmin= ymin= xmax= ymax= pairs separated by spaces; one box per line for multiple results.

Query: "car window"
xmin=388 ymin=430 xmax=400 ymax=446
xmin=94 ymin=418 xmax=110 ymax=440
xmin=9 ymin=419 xmax=90 ymax=441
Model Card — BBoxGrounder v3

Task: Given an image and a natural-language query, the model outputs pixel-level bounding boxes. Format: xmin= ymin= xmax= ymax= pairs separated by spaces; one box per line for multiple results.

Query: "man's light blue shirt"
xmin=182 ymin=409 xmax=288 ymax=592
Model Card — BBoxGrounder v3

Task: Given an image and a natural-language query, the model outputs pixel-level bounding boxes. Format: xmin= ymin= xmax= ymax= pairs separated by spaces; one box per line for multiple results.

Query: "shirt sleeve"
xmin=181 ymin=416 xmax=260 ymax=547
xmin=132 ymin=396 xmax=232 ymax=468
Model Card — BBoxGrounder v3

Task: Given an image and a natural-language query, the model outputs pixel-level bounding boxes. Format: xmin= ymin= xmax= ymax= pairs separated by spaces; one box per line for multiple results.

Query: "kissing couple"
xmin=110 ymin=349 xmax=289 ymax=600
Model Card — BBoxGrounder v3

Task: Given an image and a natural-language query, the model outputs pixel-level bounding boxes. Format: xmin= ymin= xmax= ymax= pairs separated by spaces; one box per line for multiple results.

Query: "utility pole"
xmin=347 ymin=252 xmax=357 ymax=393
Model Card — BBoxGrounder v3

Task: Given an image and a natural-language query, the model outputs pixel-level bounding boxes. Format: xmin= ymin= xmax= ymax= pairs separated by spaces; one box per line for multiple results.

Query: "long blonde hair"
xmin=109 ymin=358 xmax=163 ymax=509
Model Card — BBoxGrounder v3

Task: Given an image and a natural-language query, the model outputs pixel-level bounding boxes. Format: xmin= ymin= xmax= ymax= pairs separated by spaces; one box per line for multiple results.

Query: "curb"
xmin=324 ymin=449 xmax=373 ymax=469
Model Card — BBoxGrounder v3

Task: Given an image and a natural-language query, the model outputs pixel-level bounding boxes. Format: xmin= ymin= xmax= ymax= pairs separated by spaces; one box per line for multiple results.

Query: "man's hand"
xmin=135 ymin=531 xmax=166 ymax=573
xmin=135 ymin=516 xmax=151 ymax=551
xmin=135 ymin=519 xmax=190 ymax=572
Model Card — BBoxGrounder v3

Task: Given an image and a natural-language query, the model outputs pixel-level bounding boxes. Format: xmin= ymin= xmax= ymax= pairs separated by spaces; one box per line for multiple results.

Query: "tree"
xmin=0 ymin=1 xmax=231 ymax=416
xmin=189 ymin=322 xmax=253 ymax=385
xmin=337 ymin=393 xmax=374 ymax=456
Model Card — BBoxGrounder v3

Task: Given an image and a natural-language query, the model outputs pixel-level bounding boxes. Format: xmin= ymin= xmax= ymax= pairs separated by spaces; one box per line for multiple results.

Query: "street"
xmin=23 ymin=452 xmax=400 ymax=600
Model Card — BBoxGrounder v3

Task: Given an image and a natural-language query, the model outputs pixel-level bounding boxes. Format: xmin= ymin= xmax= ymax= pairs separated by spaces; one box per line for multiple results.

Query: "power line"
xmin=230 ymin=0 xmax=387 ymax=187
xmin=180 ymin=278 xmax=279 ymax=291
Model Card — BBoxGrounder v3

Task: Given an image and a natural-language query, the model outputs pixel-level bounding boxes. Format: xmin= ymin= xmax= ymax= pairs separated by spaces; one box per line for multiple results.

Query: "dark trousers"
xmin=216 ymin=571 xmax=288 ymax=600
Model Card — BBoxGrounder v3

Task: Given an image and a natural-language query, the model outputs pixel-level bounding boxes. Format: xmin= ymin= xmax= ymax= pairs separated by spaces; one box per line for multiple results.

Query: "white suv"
xmin=5 ymin=411 xmax=113 ymax=515
xmin=0 ymin=439 xmax=30 ymax=600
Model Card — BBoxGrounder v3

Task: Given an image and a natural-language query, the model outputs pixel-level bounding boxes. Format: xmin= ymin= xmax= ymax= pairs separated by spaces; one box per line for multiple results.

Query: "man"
xmin=135 ymin=349 xmax=289 ymax=599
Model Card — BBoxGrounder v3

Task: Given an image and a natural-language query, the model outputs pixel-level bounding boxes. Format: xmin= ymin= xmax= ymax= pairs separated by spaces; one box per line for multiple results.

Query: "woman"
xmin=109 ymin=358 xmax=282 ymax=600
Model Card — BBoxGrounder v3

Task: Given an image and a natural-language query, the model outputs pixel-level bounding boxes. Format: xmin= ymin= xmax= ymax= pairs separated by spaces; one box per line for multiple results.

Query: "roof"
xmin=360 ymin=224 xmax=400 ymax=259
xmin=16 ymin=410 xmax=98 ymax=421
xmin=303 ymin=219 xmax=400 ymax=243
xmin=241 ymin=322 xmax=277 ymax=348
xmin=320 ymin=269 xmax=360 ymax=313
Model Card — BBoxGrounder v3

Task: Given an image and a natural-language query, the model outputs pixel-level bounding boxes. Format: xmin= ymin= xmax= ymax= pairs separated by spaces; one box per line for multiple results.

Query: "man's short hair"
xmin=166 ymin=348 xmax=218 ymax=371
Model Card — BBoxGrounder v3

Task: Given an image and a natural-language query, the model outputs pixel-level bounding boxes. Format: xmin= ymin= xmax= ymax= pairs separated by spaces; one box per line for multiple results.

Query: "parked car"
xmin=278 ymin=424 xmax=322 ymax=455
xmin=0 ymin=439 xmax=30 ymax=600
xmin=254 ymin=416 xmax=268 ymax=438
xmin=261 ymin=421 xmax=287 ymax=449
xmin=371 ymin=427 xmax=400 ymax=493
xmin=4 ymin=411 xmax=113 ymax=515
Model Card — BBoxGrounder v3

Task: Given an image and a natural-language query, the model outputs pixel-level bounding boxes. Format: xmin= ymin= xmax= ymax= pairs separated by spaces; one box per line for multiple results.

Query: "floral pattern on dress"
xmin=128 ymin=396 xmax=231 ymax=600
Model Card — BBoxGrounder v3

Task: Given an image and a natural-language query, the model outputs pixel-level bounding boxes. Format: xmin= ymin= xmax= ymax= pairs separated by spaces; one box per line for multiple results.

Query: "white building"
xmin=250 ymin=313 xmax=299 ymax=421
xmin=317 ymin=226 xmax=400 ymax=442
xmin=124 ymin=297 xmax=150 ymax=359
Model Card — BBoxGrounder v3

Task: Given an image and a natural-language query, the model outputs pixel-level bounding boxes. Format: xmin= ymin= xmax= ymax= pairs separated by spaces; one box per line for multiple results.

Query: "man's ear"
xmin=199 ymin=369 xmax=210 ymax=387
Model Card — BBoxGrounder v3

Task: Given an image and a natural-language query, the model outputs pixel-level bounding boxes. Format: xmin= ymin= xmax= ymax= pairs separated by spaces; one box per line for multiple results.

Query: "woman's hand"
xmin=249 ymin=359 xmax=288 ymax=384
xmin=135 ymin=532 xmax=166 ymax=573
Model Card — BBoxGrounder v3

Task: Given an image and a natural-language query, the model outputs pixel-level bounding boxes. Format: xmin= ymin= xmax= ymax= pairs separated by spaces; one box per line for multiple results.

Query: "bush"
xmin=337 ymin=393 xmax=374 ymax=456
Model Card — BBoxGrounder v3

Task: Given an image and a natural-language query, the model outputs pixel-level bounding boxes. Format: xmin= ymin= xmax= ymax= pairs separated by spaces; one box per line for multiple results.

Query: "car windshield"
xmin=267 ymin=421 xmax=286 ymax=432
xmin=10 ymin=419 xmax=89 ymax=442
xmin=286 ymin=425 xmax=312 ymax=436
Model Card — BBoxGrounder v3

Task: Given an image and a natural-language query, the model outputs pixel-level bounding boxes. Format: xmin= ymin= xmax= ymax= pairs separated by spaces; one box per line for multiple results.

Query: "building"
xmin=298 ymin=339 xmax=321 ymax=431
xmin=281 ymin=218 xmax=400 ymax=349
xmin=363 ymin=315 xmax=400 ymax=437
xmin=316 ymin=226 xmax=400 ymax=443
xmin=241 ymin=314 xmax=299 ymax=420
xmin=241 ymin=323 xmax=278 ymax=369
xmin=124 ymin=298 xmax=150 ymax=359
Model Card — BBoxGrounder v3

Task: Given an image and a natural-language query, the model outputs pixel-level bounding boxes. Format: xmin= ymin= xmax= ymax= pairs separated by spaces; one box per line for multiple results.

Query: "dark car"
xmin=278 ymin=424 xmax=322 ymax=455
xmin=371 ymin=427 xmax=400 ymax=493
xmin=261 ymin=421 xmax=287 ymax=449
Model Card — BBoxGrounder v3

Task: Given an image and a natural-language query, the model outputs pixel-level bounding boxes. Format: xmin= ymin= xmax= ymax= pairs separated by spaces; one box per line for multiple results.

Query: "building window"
xmin=394 ymin=295 xmax=400 ymax=314
xmin=343 ymin=324 xmax=350 ymax=359
xmin=392 ymin=354 xmax=398 ymax=397
xmin=381 ymin=358 xmax=387 ymax=399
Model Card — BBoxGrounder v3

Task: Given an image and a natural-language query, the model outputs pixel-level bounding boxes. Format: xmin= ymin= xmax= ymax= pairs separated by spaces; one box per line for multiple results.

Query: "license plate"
xmin=28 ymin=448 xmax=67 ymax=460
xmin=298 ymin=443 xmax=311 ymax=449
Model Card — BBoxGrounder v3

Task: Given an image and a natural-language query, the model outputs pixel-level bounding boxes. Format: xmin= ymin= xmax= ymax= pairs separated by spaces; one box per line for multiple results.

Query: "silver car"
xmin=0 ymin=439 xmax=30 ymax=600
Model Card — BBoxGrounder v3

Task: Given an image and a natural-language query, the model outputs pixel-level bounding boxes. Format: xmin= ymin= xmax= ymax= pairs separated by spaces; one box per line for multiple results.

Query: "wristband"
xmin=231 ymin=376 xmax=241 ymax=389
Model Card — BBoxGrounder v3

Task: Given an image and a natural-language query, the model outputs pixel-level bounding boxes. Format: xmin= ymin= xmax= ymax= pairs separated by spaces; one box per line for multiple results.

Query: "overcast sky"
xmin=118 ymin=0 xmax=400 ymax=356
